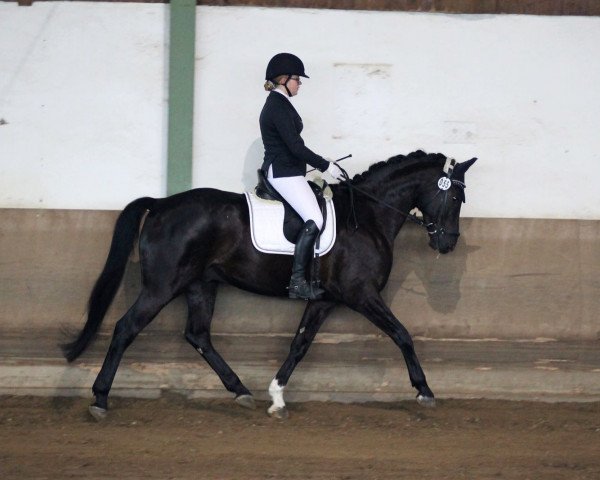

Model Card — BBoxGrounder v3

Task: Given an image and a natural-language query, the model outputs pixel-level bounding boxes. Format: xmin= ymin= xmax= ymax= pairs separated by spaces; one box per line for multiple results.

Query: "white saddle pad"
xmin=244 ymin=191 xmax=336 ymax=256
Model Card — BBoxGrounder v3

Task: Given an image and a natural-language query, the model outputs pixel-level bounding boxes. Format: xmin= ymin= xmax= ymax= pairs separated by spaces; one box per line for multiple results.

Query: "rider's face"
xmin=281 ymin=75 xmax=302 ymax=96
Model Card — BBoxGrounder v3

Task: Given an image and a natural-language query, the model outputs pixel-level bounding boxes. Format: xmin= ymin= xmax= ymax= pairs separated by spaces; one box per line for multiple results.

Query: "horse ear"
xmin=454 ymin=157 xmax=477 ymax=176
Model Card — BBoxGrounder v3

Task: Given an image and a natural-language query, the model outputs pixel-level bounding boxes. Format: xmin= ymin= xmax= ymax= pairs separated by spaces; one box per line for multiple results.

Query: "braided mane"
xmin=349 ymin=150 xmax=448 ymax=184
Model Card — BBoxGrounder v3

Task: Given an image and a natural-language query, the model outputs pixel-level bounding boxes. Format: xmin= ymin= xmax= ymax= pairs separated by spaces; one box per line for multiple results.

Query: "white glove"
xmin=325 ymin=161 xmax=344 ymax=182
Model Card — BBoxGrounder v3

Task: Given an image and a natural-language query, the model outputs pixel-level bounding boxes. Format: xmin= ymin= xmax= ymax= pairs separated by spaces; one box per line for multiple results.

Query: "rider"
xmin=260 ymin=52 xmax=343 ymax=300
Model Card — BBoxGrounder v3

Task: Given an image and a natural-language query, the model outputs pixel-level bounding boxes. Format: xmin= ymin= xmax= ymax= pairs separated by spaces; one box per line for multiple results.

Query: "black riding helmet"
xmin=265 ymin=53 xmax=309 ymax=97
xmin=265 ymin=53 xmax=309 ymax=80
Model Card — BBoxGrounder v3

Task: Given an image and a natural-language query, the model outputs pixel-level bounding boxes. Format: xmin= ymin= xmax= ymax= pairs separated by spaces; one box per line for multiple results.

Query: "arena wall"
xmin=1 ymin=3 xmax=599 ymax=400
xmin=2 ymin=209 xmax=598 ymax=342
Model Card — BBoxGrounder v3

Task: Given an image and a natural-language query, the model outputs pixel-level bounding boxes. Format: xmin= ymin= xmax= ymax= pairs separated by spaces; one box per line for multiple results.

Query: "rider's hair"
xmin=264 ymin=75 xmax=288 ymax=91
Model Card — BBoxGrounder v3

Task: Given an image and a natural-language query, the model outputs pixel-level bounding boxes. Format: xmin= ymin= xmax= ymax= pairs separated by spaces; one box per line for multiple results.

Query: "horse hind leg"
xmin=90 ymin=289 xmax=171 ymax=419
xmin=184 ymin=281 xmax=255 ymax=409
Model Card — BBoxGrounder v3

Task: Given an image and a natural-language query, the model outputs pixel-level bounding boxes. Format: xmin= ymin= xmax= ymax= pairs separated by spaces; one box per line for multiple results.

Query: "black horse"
xmin=63 ymin=150 xmax=476 ymax=419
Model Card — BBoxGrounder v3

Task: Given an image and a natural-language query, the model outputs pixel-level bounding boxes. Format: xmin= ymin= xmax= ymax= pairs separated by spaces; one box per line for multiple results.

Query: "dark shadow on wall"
xmin=385 ymin=222 xmax=480 ymax=314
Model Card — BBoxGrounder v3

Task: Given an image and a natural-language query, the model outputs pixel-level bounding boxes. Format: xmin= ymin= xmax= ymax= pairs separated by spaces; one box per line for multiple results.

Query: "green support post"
xmin=166 ymin=0 xmax=196 ymax=195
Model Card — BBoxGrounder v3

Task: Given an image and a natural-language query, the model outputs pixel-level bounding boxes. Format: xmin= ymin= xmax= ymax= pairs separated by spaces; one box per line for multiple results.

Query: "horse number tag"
xmin=438 ymin=177 xmax=451 ymax=191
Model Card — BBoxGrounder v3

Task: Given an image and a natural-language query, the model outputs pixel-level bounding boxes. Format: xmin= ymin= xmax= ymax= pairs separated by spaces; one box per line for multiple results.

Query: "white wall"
xmin=0 ymin=2 xmax=168 ymax=209
xmin=1 ymin=3 xmax=599 ymax=218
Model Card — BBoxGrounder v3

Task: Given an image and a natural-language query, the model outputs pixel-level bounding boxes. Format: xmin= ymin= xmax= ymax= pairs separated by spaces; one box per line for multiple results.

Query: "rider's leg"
xmin=287 ymin=220 xmax=324 ymax=299
xmin=267 ymin=166 xmax=323 ymax=231
xmin=268 ymin=167 xmax=324 ymax=299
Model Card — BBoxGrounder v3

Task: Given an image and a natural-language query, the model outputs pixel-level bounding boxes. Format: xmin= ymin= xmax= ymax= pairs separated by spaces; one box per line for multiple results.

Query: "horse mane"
xmin=349 ymin=150 xmax=448 ymax=184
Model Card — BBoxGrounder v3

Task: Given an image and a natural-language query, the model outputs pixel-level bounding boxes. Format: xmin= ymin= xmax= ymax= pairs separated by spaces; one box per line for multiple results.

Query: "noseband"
xmin=423 ymin=158 xmax=466 ymax=239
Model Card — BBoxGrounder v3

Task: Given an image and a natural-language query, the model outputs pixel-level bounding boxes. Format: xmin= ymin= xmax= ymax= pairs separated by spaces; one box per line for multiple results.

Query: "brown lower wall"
xmin=1 ymin=208 xmax=599 ymax=341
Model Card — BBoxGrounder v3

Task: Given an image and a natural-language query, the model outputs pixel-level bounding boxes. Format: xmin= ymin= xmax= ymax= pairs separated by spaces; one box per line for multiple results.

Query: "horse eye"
xmin=452 ymin=196 xmax=458 ymax=201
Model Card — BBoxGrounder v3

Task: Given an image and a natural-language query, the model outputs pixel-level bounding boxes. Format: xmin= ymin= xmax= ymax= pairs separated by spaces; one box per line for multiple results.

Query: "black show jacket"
xmin=259 ymin=91 xmax=329 ymax=178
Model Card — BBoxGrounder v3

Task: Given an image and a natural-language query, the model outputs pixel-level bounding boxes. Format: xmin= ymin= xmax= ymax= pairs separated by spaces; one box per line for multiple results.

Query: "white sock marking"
xmin=268 ymin=378 xmax=285 ymax=412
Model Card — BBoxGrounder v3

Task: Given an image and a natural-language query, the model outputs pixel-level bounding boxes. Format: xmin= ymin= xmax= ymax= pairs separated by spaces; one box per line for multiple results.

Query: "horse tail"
xmin=61 ymin=196 xmax=156 ymax=362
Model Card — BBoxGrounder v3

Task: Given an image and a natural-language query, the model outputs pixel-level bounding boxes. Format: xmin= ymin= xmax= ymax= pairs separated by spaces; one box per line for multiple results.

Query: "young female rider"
xmin=259 ymin=53 xmax=343 ymax=300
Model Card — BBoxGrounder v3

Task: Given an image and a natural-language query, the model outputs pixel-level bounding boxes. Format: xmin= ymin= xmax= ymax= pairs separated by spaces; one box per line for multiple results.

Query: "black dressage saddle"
xmin=255 ymin=169 xmax=328 ymax=244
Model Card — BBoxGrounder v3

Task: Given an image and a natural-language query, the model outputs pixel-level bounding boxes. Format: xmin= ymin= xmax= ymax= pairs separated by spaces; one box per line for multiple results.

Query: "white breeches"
xmin=268 ymin=165 xmax=323 ymax=231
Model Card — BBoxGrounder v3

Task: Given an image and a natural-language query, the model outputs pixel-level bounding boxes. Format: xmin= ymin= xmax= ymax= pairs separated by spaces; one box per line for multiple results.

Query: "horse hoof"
xmin=235 ymin=394 xmax=256 ymax=410
xmin=416 ymin=394 xmax=436 ymax=408
xmin=267 ymin=406 xmax=289 ymax=420
xmin=88 ymin=404 xmax=108 ymax=421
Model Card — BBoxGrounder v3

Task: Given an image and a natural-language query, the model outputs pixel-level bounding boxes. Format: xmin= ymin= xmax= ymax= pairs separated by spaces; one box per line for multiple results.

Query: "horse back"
xmin=138 ymin=188 xmax=249 ymax=265
xmin=145 ymin=187 xmax=247 ymax=229
xmin=136 ymin=188 xmax=291 ymax=294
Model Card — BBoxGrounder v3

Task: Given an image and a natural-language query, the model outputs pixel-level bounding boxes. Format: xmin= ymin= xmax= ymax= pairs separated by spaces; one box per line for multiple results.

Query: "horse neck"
xmin=351 ymin=166 xmax=436 ymax=240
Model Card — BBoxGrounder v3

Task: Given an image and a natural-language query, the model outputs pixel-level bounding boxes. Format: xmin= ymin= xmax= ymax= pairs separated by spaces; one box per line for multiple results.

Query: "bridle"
xmin=420 ymin=158 xmax=466 ymax=239
xmin=336 ymin=157 xmax=466 ymax=238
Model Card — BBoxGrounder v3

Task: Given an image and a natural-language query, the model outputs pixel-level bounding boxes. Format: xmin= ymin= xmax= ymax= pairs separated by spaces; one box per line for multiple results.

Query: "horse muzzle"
xmin=428 ymin=227 xmax=460 ymax=254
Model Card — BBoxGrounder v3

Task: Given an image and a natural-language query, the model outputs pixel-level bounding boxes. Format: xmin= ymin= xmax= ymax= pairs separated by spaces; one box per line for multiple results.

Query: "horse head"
xmin=416 ymin=157 xmax=477 ymax=254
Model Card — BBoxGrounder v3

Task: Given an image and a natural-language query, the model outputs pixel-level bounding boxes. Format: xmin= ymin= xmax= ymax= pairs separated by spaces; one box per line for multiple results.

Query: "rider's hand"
xmin=325 ymin=161 xmax=344 ymax=182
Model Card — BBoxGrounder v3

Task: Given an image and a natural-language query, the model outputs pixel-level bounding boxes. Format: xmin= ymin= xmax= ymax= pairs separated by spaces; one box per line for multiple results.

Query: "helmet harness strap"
xmin=283 ymin=75 xmax=293 ymax=97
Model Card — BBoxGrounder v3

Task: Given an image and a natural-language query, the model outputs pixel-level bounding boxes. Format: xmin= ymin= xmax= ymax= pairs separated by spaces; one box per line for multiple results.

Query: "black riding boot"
xmin=288 ymin=220 xmax=325 ymax=300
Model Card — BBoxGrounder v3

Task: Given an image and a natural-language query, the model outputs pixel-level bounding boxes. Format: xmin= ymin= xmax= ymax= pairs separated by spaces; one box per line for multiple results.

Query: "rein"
xmin=337 ymin=167 xmax=428 ymax=231
xmin=335 ymin=160 xmax=464 ymax=237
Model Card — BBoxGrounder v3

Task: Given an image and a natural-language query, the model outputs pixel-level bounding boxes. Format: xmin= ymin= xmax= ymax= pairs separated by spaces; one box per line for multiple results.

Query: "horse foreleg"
xmin=184 ymin=281 xmax=254 ymax=409
xmin=268 ymin=300 xmax=336 ymax=419
xmin=352 ymin=293 xmax=435 ymax=407
xmin=90 ymin=291 xmax=169 ymax=419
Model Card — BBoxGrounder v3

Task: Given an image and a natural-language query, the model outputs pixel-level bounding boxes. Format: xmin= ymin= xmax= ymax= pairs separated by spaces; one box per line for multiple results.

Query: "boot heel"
xmin=287 ymin=289 xmax=299 ymax=299
xmin=287 ymin=282 xmax=323 ymax=300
